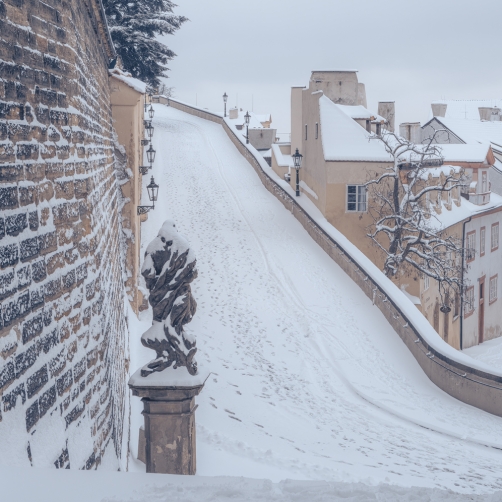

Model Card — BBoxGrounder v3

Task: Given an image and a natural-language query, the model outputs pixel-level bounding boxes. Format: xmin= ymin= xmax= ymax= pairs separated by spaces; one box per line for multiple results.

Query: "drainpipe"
xmin=460 ymin=216 xmax=472 ymax=350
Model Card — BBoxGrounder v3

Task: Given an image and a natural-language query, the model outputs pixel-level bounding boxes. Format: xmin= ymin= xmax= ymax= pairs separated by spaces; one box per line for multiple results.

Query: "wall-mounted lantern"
xmin=145 ymin=121 xmax=154 ymax=139
xmin=137 ymin=176 xmax=159 ymax=215
xmin=148 ymin=105 xmax=155 ymax=120
xmin=146 ymin=144 xmax=156 ymax=164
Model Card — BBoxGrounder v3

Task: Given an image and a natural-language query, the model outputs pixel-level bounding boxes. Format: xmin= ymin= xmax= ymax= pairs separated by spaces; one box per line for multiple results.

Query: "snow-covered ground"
xmin=464 ymin=336 xmax=502 ymax=368
xmin=130 ymin=104 xmax=502 ymax=495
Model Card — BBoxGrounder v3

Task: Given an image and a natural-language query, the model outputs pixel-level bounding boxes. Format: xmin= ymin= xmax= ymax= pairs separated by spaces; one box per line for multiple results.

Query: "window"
xmin=347 ymin=185 xmax=367 ymax=212
xmin=315 ymin=123 xmax=318 ymax=139
xmin=491 ymin=223 xmax=499 ymax=251
xmin=480 ymin=227 xmax=486 ymax=256
xmin=489 ymin=275 xmax=498 ymax=304
xmin=464 ymin=286 xmax=475 ymax=317
xmin=453 ymin=293 xmax=460 ymax=318
xmin=466 ymin=231 xmax=476 ymax=262
xmin=482 ymin=171 xmax=488 ymax=193
xmin=305 ymin=124 xmax=308 ymax=140
xmin=423 ymin=274 xmax=430 ymax=291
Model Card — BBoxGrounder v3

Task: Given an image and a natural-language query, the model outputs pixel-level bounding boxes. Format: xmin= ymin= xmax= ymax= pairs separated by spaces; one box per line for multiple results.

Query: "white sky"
xmin=161 ymin=0 xmax=502 ymax=134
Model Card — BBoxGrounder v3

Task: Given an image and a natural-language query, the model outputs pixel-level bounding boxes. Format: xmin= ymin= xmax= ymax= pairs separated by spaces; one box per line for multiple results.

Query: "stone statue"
xmin=140 ymin=220 xmax=198 ymax=376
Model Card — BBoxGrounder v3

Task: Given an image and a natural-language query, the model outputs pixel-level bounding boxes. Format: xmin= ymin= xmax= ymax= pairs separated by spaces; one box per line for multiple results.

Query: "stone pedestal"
xmin=129 ymin=370 xmax=206 ymax=474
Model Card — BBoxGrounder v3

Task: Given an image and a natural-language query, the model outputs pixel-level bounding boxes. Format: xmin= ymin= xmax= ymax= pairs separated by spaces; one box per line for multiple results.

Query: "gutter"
xmin=460 ymin=215 xmax=472 ymax=350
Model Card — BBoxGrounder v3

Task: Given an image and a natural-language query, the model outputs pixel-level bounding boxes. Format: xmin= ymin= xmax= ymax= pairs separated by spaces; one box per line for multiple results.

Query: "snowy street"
xmin=132 ymin=104 xmax=502 ymax=493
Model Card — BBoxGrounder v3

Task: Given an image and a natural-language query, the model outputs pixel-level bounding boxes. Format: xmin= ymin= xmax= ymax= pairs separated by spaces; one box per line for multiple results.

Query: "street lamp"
xmin=145 ymin=121 xmax=154 ymax=139
xmin=148 ymin=105 xmax=155 ymax=120
xmin=244 ymin=111 xmax=250 ymax=145
xmin=137 ymin=176 xmax=160 ymax=215
xmin=293 ymin=148 xmax=303 ymax=197
xmin=146 ymin=144 xmax=156 ymax=164
xmin=223 ymin=92 xmax=228 ymax=117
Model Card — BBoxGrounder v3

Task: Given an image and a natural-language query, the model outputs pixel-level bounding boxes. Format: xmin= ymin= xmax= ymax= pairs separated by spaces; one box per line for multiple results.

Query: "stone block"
xmin=19 ymin=185 xmax=38 ymax=206
xmin=0 ymin=270 xmax=16 ymax=300
xmin=15 ymin=344 xmax=38 ymax=378
xmin=2 ymin=383 xmax=26 ymax=411
xmin=49 ymin=349 xmax=66 ymax=378
xmin=44 ymin=277 xmax=62 ymax=300
xmin=22 ymin=311 xmax=43 ymax=344
xmin=17 ymin=264 xmax=31 ymax=289
xmin=38 ymin=231 xmax=57 ymax=255
xmin=0 ymin=361 xmax=15 ymax=392
xmin=31 ymin=259 xmax=47 ymax=283
xmin=0 ymin=186 xmax=18 ymax=209
xmin=28 ymin=211 xmax=38 ymax=231
xmin=65 ymin=400 xmax=84 ymax=428
xmin=20 ymin=236 xmax=39 ymax=262
xmin=0 ymin=243 xmax=19 ymax=268
xmin=26 ymin=400 xmax=39 ymax=431
xmin=26 ymin=365 xmax=48 ymax=398
xmin=30 ymin=285 xmax=44 ymax=310
xmin=5 ymin=212 xmax=27 ymax=236
xmin=39 ymin=385 xmax=56 ymax=418
xmin=56 ymin=368 xmax=72 ymax=396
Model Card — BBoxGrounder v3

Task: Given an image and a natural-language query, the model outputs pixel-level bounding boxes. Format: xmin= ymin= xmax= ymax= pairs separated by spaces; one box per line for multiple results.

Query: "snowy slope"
xmin=131 ymin=104 xmax=502 ymax=494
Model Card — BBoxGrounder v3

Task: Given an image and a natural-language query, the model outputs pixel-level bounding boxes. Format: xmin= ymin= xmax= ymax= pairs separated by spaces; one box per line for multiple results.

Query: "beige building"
xmin=272 ymin=70 xmax=502 ymax=350
xmin=109 ymin=68 xmax=148 ymax=313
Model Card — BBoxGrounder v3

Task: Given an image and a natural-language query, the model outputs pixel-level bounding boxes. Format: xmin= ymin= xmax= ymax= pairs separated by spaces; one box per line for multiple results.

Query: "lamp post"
xmin=293 ymin=148 xmax=302 ymax=197
xmin=245 ymin=111 xmax=250 ymax=145
xmin=148 ymin=105 xmax=155 ymax=120
xmin=223 ymin=92 xmax=228 ymax=117
xmin=137 ymin=176 xmax=159 ymax=215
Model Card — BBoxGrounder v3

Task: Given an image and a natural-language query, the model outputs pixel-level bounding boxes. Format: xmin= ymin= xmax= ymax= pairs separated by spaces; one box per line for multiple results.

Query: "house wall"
xmin=463 ymin=209 xmax=502 ymax=348
xmin=0 ymin=0 xmax=128 ymax=469
xmin=109 ymin=78 xmax=145 ymax=313
xmin=422 ymin=119 xmax=463 ymax=144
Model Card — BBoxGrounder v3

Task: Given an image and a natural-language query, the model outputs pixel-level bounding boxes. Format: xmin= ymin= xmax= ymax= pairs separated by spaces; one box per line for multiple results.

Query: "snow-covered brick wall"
xmin=0 ymin=0 xmax=129 ymax=470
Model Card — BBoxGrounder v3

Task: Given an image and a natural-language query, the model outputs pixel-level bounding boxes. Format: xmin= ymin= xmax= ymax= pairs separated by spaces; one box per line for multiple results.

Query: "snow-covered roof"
xmin=271 ymin=143 xmax=293 ymax=168
xmin=336 ymin=104 xmax=385 ymax=122
xmin=437 ymin=143 xmax=492 ymax=163
xmin=429 ymin=191 xmax=502 ymax=230
xmin=227 ymin=110 xmax=272 ymax=129
xmin=319 ymin=95 xmax=393 ymax=162
xmin=427 ymin=116 xmax=502 ymax=151
xmin=431 ymin=99 xmax=502 ymax=121
xmin=416 ymin=164 xmax=462 ymax=181
xmin=109 ymin=68 xmax=147 ymax=94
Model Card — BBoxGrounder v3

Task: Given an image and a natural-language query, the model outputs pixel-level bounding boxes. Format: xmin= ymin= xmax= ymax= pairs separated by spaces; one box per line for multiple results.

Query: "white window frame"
xmin=464 ymin=286 xmax=475 ymax=316
xmin=423 ymin=274 xmax=430 ymax=291
xmin=480 ymin=227 xmax=486 ymax=256
xmin=466 ymin=231 xmax=476 ymax=262
xmin=492 ymin=223 xmax=499 ymax=251
xmin=346 ymin=185 xmax=367 ymax=212
xmin=489 ymin=275 xmax=498 ymax=304
xmin=482 ymin=171 xmax=488 ymax=193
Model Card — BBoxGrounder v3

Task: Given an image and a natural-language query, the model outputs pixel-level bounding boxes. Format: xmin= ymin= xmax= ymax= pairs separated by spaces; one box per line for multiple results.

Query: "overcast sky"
xmin=161 ymin=0 xmax=502 ymax=133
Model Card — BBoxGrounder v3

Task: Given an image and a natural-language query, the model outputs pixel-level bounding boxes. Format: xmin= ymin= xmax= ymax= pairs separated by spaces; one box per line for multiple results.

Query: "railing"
xmin=167 ymin=98 xmax=502 ymax=418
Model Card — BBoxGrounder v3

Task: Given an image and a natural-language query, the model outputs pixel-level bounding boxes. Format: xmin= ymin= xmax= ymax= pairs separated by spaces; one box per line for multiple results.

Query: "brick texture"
xmin=0 ymin=0 xmax=128 ymax=468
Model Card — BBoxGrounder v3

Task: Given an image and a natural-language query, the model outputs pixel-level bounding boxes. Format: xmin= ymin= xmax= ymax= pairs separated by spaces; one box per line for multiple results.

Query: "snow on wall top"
xmin=271 ymin=144 xmax=293 ymax=168
xmin=438 ymin=143 xmax=491 ymax=163
xmin=109 ymin=68 xmax=147 ymax=94
xmin=319 ymin=96 xmax=393 ymax=162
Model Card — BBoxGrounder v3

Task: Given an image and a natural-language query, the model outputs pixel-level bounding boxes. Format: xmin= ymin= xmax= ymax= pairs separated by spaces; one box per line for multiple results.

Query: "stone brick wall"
xmin=0 ymin=0 xmax=128 ymax=469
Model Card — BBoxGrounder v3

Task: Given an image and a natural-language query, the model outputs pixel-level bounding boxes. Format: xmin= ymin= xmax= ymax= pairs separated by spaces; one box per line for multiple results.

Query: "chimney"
xmin=399 ymin=122 xmax=421 ymax=144
xmin=431 ymin=102 xmax=447 ymax=118
xmin=378 ymin=101 xmax=395 ymax=132
xmin=479 ymin=107 xmax=493 ymax=121
xmin=229 ymin=107 xmax=239 ymax=119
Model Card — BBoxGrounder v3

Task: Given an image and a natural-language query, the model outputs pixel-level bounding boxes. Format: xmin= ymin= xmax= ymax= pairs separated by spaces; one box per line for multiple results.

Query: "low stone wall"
xmin=168 ymin=99 xmax=502 ymax=418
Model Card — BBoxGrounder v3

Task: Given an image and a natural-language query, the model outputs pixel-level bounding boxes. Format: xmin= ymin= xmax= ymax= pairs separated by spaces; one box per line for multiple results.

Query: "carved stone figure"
xmin=140 ymin=220 xmax=198 ymax=376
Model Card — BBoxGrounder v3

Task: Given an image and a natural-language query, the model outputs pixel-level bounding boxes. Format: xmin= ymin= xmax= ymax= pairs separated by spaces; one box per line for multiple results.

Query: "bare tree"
xmin=157 ymin=82 xmax=174 ymax=97
xmin=366 ymin=128 xmax=469 ymax=310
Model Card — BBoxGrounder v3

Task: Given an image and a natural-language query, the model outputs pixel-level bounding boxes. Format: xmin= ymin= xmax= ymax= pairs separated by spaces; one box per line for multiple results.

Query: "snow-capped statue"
xmin=140 ymin=220 xmax=198 ymax=376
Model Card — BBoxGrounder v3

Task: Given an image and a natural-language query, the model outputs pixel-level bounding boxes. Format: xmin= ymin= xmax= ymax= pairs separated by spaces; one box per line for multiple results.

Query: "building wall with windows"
xmin=463 ymin=209 xmax=502 ymax=348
